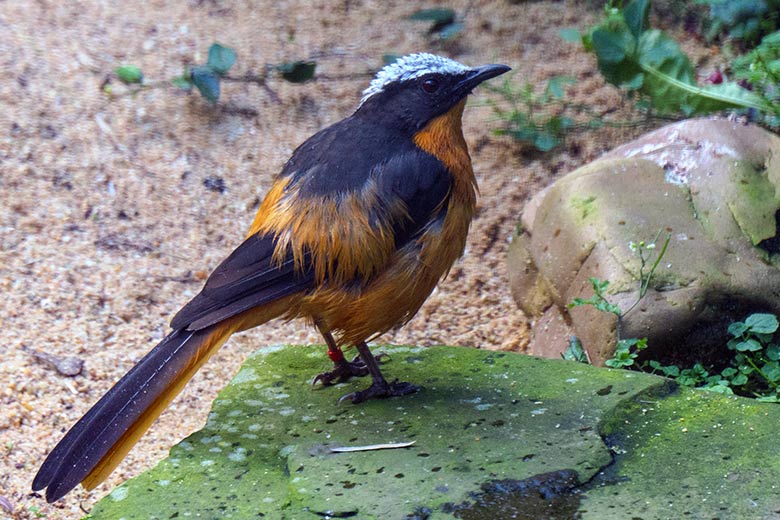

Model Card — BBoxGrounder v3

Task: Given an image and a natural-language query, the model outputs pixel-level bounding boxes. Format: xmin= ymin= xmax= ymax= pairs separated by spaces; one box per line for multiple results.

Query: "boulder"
xmin=87 ymin=344 xmax=780 ymax=519
xmin=508 ymin=118 xmax=780 ymax=365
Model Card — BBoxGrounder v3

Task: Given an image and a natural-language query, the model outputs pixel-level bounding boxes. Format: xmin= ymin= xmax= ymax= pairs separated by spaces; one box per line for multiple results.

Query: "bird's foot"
xmin=338 ymin=379 xmax=419 ymax=404
xmin=312 ymin=353 xmax=390 ymax=387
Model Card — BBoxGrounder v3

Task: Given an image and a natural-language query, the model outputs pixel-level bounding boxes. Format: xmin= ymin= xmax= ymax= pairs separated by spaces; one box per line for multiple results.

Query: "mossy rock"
xmin=508 ymin=117 xmax=780 ymax=365
xmin=87 ymin=345 xmax=780 ymax=518
xmin=87 ymin=345 xmax=664 ymax=519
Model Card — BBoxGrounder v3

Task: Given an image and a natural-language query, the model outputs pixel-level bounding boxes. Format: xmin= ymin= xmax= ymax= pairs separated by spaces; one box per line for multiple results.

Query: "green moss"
xmin=88 ymin=345 xmax=663 ymax=519
xmin=89 ymin=345 xmax=780 ymax=519
xmin=583 ymin=383 xmax=780 ymax=519
xmin=728 ymin=161 xmax=778 ymax=245
xmin=571 ymin=195 xmax=598 ymax=221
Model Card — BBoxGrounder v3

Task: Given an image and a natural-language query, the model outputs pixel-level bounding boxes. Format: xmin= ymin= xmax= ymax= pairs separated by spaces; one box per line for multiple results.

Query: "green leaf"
xmin=171 ymin=75 xmax=193 ymax=91
xmin=382 ymin=54 xmax=401 ymax=65
xmin=559 ymin=28 xmax=582 ymax=42
xmin=583 ymin=5 xmax=774 ymax=116
xmin=595 ymin=300 xmax=622 ymax=316
xmin=190 ymin=65 xmax=221 ymax=103
xmin=736 ymin=338 xmax=763 ymax=352
xmin=207 ymin=43 xmax=236 ymax=76
xmin=115 ymin=64 xmax=143 ymax=84
xmin=762 ymin=362 xmax=780 ymax=383
xmin=745 ymin=313 xmax=779 ymax=334
xmin=534 ymin=132 xmax=560 ymax=152
xmin=728 ymin=321 xmax=748 ymax=337
xmin=591 ymin=26 xmax=633 ymax=65
xmin=662 ymin=365 xmax=680 ymax=377
xmin=562 ymin=336 xmax=589 ymax=363
xmin=439 ymin=22 xmax=464 ymax=40
xmin=408 ymin=8 xmax=456 ymax=24
xmin=705 ymin=384 xmax=734 ymax=394
xmin=623 ymin=0 xmax=649 ymax=39
xmin=277 ymin=60 xmax=316 ymax=83
xmin=590 ymin=277 xmax=610 ymax=294
xmin=546 ymin=76 xmax=576 ymax=99
xmin=767 ymin=344 xmax=780 ymax=361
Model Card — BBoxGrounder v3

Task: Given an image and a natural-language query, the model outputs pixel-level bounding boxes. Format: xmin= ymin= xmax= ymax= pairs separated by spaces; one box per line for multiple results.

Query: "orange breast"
xmin=296 ymin=100 xmax=478 ymax=346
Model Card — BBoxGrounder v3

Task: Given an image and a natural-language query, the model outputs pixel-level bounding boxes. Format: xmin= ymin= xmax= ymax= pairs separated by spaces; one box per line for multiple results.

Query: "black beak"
xmin=455 ymin=63 xmax=511 ymax=97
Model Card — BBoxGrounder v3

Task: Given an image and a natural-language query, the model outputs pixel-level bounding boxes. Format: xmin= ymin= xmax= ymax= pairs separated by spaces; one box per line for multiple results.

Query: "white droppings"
xmin=109 ymin=486 xmax=129 ymax=502
xmin=475 ymin=404 xmax=493 ymax=411
xmin=200 ymin=435 xmax=222 ymax=444
xmin=201 ymin=459 xmax=216 ymax=466
xmin=531 ymin=408 xmax=547 ymax=416
xmin=232 ymin=367 xmax=258 ymax=384
xmin=279 ymin=445 xmax=296 ymax=457
xmin=246 ymin=344 xmax=287 ymax=359
xmin=157 ymin=480 xmax=171 ymax=487
xmin=566 ymin=378 xmax=579 ymax=384
xmin=228 ymin=447 xmax=248 ymax=462
xmin=278 ymin=407 xmax=296 ymax=416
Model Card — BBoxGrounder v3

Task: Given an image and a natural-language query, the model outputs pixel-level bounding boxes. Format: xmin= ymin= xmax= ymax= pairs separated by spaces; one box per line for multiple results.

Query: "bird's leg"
xmin=312 ymin=322 xmax=370 ymax=386
xmin=339 ymin=341 xmax=419 ymax=404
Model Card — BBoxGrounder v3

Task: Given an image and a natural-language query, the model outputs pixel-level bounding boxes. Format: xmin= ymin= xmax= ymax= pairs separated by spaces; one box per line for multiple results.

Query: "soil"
xmin=0 ymin=1 xmax=716 ymax=518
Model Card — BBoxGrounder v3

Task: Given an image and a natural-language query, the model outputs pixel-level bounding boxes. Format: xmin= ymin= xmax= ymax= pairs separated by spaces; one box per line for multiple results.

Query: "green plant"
xmin=732 ymin=30 xmax=780 ymax=127
xmin=724 ymin=313 xmax=780 ymax=400
xmin=606 ymin=337 xmax=648 ymax=368
xmin=28 ymin=506 xmax=48 ymax=518
xmin=696 ymin=0 xmax=780 ymax=46
xmin=484 ymin=74 xmax=613 ymax=152
xmin=107 ymin=43 xmax=316 ymax=104
xmin=570 ymin=0 xmax=773 ymax=116
xmin=570 ymin=277 xmax=622 ymax=316
xmin=408 ymin=7 xmax=464 ymax=40
xmin=568 ymin=233 xmax=670 ymax=367
xmin=643 ymin=313 xmax=780 ymax=400
xmin=569 ymin=233 xmax=670 ymax=316
xmin=626 ymin=233 xmax=670 ymax=313
xmin=562 ymin=336 xmax=590 ymax=363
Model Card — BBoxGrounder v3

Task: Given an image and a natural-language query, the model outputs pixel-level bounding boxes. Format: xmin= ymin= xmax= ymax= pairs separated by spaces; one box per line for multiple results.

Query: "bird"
xmin=32 ymin=52 xmax=510 ymax=503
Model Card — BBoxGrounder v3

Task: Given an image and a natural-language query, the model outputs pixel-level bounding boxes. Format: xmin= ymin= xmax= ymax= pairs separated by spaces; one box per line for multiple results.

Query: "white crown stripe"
xmin=360 ymin=53 xmax=470 ymax=106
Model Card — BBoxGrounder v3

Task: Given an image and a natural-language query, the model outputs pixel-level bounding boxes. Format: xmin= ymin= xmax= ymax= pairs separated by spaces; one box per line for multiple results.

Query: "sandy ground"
xmin=0 ymin=1 xmax=717 ymax=518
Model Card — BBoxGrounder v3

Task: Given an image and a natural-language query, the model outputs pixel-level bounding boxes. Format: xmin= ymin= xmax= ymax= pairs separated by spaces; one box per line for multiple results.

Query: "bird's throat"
xmin=413 ymin=99 xmax=477 ymax=199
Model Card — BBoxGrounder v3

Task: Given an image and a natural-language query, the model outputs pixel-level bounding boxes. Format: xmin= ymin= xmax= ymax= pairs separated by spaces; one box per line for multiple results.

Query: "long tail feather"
xmin=32 ymin=321 xmax=238 ymax=503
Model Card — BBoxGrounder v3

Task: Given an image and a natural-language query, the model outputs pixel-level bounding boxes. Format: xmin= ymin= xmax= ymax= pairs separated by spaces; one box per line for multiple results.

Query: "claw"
xmin=338 ymin=379 xmax=419 ymax=404
xmin=312 ymin=359 xmax=370 ymax=387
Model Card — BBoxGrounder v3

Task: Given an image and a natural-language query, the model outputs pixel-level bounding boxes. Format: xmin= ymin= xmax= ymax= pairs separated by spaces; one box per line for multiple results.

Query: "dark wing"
xmin=285 ymin=114 xmax=453 ymax=249
xmin=172 ymin=116 xmax=451 ymax=331
xmin=170 ymin=233 xmax=313 ymax=330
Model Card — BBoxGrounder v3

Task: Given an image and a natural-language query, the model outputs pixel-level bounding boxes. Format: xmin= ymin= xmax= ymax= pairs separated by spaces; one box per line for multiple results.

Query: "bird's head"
xmin=356 ymin=53 xmax=510 ymax=132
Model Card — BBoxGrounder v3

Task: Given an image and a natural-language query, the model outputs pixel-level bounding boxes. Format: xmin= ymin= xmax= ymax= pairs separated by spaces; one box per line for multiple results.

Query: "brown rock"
xmin=509 ymin=118 xmax=780 ymax=365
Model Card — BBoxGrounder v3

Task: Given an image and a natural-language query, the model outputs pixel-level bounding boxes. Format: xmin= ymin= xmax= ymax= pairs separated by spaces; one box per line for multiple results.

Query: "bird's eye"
xmin=421 ymin=77 xmax=440 ymax=93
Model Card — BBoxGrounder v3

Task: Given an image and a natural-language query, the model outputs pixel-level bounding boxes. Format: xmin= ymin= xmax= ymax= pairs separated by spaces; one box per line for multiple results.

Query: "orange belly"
xmin=296 ymin=196 xmax=473 ymax=346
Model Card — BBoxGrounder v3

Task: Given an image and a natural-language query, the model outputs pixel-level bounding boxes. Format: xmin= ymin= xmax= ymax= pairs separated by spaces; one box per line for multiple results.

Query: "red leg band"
xmin=327 ymin=347 xmax=346 ymax=364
